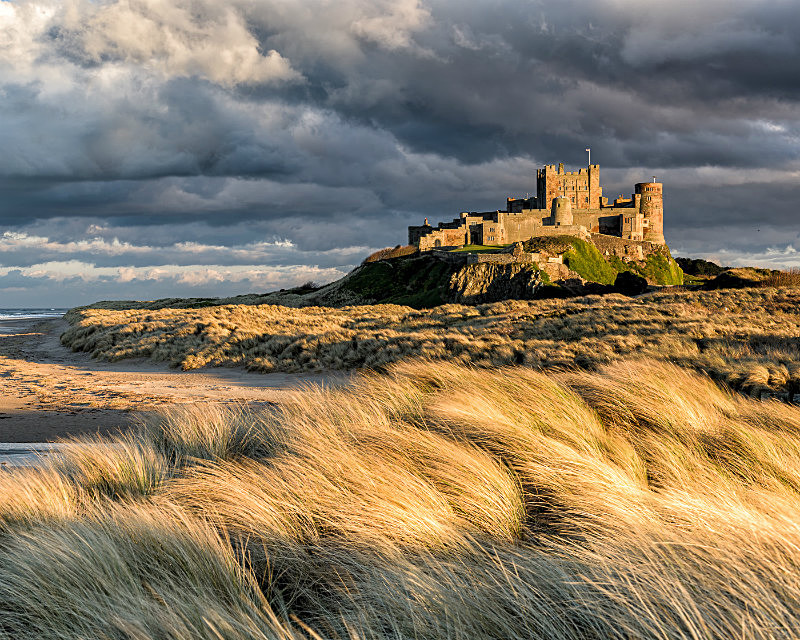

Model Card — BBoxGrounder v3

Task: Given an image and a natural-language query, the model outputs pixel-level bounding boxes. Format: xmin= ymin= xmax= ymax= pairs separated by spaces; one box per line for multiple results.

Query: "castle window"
xmin=585 ymin=196 xmax=589 ymax=203
xmin=647 ymin=196 xmax=651 ymax=201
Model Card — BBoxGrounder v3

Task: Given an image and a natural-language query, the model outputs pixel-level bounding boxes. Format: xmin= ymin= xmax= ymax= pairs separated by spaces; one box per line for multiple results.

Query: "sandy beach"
xmin=0 ymin=316 xmax=346 ymax=443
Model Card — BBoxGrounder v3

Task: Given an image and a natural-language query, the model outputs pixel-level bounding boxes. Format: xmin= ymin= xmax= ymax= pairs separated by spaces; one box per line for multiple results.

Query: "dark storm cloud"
xmin=1 ymin=0 xmax=800 ymax=305
xmin=260 ymin=0 xmax=800 ymax=168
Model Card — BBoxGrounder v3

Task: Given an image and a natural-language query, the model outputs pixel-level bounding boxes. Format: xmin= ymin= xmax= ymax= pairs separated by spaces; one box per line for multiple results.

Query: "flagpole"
xmin=586 ymin=147 xmax=591 ymax=167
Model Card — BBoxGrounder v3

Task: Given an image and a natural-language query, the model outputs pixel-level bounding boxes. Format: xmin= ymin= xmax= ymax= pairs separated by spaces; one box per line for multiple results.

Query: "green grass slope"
xmin=526 ymin=235 xmax=683 ymax=286
xmin=608 ymin=250 xmax=684 ymax=286
xmin=562 ymin=238 xmax=619 ymax=284
xmin=340 ymin=255 xmax=458 ymax=307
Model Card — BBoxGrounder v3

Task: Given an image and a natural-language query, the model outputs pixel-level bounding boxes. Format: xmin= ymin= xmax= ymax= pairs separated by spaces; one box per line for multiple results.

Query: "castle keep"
xmin=409 ymin=163 xmax=664 ymax=250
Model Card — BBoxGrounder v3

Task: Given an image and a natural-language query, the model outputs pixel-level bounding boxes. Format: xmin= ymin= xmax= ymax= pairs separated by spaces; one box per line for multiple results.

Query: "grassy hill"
xmin=336 ymin=235 xmax=683 ymax=306
xmin=334 ymin=254 xmax=459 ymax=307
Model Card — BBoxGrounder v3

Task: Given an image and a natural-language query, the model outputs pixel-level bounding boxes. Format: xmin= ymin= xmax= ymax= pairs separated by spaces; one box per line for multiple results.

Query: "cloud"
xmin=350 ymin=0 xmax=431 ymax=51
xmin=0 ymin=259 xmax=350 ymax=307
xmin=2 ymin=0 xmax=800 ymax=305
xmin=685 ymin=244 xmax=800 ymax=271
xmin=33 ymin=0 xmax=303 ymax=87
xmin=0 ymin=229 xmax=371 ymax=269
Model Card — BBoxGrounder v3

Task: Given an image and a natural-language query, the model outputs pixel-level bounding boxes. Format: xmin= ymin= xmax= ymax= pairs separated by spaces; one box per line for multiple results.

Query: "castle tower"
xmin=538 ymin=162 xmax=604 ymax=210
xmin=551 ymin=195 xmax=573 ymax=226
xmin=635 ymin=182 xmax=664 ymax=244
xmin=587 ymin=164 xmax=602 ymax=208
xmin=536 ymin=164 xmax=557 ymax=209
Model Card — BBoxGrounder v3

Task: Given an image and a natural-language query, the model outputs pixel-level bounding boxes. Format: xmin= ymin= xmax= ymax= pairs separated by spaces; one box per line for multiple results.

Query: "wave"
xmin=0 ymin=309 xmax=68 ymax=321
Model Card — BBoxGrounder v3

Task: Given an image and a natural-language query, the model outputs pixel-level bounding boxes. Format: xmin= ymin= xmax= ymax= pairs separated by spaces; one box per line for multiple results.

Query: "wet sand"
xmin=0 ymin=317 xmax=347 ymax=443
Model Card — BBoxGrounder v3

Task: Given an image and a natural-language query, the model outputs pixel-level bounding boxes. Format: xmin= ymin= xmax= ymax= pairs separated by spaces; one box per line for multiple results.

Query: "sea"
xmin=0 ymin=308 xmax=68 ymax=321
xmin=0 ymin=309 xmax=71 ymax=467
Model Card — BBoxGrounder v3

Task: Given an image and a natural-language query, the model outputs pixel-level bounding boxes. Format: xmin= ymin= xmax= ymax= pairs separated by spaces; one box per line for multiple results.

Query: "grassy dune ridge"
xmin=64 ymin=287 xmax=800 ymax=396
xmin=3 ymin=360 xmax=800 ymax=638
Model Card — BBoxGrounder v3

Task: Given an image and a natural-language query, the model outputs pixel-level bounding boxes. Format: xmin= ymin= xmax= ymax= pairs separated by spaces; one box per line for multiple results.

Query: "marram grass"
xmin=63 ymin=286 xmax=800 ymax=397
xmin=3 ymin=360 xmax=800 ymax=638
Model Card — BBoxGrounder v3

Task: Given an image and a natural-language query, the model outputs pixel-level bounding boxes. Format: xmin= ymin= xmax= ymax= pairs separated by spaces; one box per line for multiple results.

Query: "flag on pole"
xmin=585 ymin=148 xmax=590 ymax=152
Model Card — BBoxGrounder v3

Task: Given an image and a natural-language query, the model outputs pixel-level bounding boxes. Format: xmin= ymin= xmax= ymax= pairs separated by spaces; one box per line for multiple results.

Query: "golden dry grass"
xmin=64 ymin=286 xmax=800 ymax=397
xmin=363 ymin=245 xmax=418 ymax=263
xmin=763 ymin=267 xmax=800 ymax=288
xmin=4 ymin=360 xmax=800 ymax=638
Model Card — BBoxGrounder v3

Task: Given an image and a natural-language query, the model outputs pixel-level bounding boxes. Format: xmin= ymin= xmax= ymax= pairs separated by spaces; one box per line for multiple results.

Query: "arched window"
xmin=434 ymin=239 xmax=442 ymax=248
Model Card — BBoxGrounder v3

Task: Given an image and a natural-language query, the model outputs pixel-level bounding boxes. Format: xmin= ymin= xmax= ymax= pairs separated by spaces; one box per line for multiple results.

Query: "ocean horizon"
xmin=0 ymin=308 xmax=68 ymax=321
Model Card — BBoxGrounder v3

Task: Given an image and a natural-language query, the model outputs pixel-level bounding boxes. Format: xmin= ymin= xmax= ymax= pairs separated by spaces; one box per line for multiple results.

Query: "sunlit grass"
xmin=63 ymin=287 xmax=800 ymax=397
xmin=4 ymin=360 xmax=800 ymax=637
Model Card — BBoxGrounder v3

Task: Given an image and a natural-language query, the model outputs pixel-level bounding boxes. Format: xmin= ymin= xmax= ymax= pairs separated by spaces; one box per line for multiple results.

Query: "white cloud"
xmin=0 ymin=231 xmax=371 ymax=266
xmin=58 ymin=0 xmax=302 ymax=86
xmin=350 ymin=0 xmax=431 ymax=51
xmin=692 ymin=244 xmax=800 ymax=270
xmin=0 ymin=260 xmax=348 ymax=287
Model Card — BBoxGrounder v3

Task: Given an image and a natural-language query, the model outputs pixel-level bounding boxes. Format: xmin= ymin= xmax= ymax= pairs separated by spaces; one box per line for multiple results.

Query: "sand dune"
xmin=0 ymin=318 xmax=346 ymax=442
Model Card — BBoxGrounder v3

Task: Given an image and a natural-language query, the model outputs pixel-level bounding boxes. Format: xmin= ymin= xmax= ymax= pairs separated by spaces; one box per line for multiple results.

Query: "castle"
xmin=409 ymin=163 xmax=664 ymax=250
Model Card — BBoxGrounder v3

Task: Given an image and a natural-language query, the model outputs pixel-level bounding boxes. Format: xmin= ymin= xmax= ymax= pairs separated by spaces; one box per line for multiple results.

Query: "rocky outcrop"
xmin=614 ymin=270 xmax=649 ymax=296
xmin=447 ymin=262 xmax=543 ymax=304
xmin=266 ymin=235 xmax=680 ymax=310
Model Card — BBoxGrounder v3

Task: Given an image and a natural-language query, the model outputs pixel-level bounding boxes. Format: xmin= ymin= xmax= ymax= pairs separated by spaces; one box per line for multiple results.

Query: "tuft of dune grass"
xmin=53 ymin=434 xmax=168 ymax=500
xmin=0 ymin=504 xmax=304 ymax=640
xmin=562 ymin=360 xmax=800 ymax=503
xmin=137 ymin=403 xmax=273 ymax=463
xmin=6 ymin=360 xmax=800 ymax=637
xmin=0 ymin=466 xmax=83 ymax=530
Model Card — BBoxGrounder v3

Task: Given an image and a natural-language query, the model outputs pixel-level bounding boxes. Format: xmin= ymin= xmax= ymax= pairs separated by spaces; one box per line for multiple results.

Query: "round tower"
xmin=635 ymin=182 xmax=664 ymax=243
xmin=551 ymin=196 xmax=573 ymax=226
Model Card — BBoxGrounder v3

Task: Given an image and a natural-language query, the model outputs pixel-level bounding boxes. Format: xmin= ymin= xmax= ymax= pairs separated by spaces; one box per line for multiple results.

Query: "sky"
xmin=2 ymin=0 xmax=800 ymax=307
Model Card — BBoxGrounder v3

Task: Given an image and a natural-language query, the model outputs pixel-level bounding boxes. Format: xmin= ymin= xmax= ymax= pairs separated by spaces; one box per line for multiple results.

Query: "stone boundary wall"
xmin=430 ymin=250 xmax=539 ymax=265
xmin=530 ymin=225 xmax=591 ymax=241
xmin=469 ymin=252 xmax=537 ymax=265
xmin=429 ymin=250 xmax=470 ymax=264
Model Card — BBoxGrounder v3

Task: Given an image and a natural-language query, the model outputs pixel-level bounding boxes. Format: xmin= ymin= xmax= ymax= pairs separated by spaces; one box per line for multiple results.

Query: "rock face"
xmin=447 ymin=262 xmax=543 ymax=304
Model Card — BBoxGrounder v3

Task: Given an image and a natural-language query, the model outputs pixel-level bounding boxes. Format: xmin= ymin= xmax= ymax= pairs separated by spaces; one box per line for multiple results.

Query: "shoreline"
xmin=0 ymin=317 xmax=347 ymax=443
